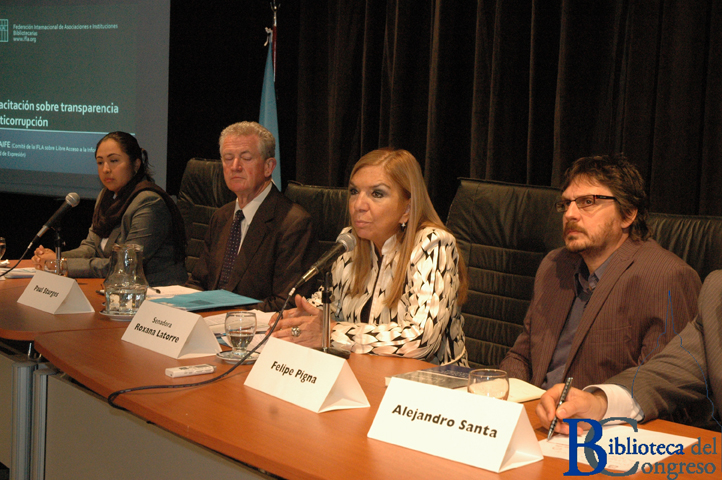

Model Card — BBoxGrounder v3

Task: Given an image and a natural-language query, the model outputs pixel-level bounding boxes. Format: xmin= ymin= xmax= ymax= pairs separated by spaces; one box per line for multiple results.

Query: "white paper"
xmin=541 ymin=425 xmax=697 ymax=472
xmin=508 ymin=378 xmax=546 ymax=403
xmin=145 ymin=285 xmax=199 ymax=298
xmin=122 ymin=301 xmax=221 ymax=359
xmin=0 ymin=267 xmax=37 ymax=279
xmin=423 ymin=376 xmax=546 ymax=405
xmin=368 ymin=378 xmax=543 ymax=472
xmin=204 ymin=309 xmax=273 ymax=334
xmin=244 ymin=337 xmax=369 ymax=413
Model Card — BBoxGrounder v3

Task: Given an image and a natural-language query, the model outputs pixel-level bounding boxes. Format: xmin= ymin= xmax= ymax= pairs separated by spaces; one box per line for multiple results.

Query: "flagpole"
xmin=270 ymin=1 xmax=278 ymax=81
xmin=261 ymin=1 xmax=281 ymax=190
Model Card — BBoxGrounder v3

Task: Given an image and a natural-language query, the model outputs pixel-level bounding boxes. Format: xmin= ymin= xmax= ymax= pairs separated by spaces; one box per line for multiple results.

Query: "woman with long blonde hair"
xmin=274 ymin=148 xmax=467 ymax=365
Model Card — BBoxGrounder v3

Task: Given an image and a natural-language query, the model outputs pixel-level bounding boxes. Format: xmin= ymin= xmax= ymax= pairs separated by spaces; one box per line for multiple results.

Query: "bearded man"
xmin=499 ymin=155 xmax=701 ymax=389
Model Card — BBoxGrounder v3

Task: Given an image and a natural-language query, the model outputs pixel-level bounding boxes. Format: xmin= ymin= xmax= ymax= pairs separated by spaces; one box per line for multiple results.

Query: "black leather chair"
xmin=284 ymin=181 xmax=350 ymax=254
xmin=445 ymin=179 xmax=563 ymax=368
xmin=445 ymin=178 xmax=722 ymax=369
xmin=647 ymin=213 xmax=722 ymax=282
xmin=176 ymin=158 xmax=235 ymax=274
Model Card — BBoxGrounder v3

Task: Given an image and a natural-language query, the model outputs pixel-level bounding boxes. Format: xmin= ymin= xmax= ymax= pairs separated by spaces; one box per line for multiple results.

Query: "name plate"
xmin=17 ymin=270 xmax=94 ymax=314
xmin=244 ymin=337 xmax=369 ymax=413
xmin=368 ymin=378 xmax=543 ymax=472
xmin=122 ymin=301 xmax=221 ymax=359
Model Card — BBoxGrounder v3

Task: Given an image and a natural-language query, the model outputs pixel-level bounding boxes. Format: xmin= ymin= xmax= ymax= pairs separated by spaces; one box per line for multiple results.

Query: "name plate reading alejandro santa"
xmin=368 ymin=377 xmax=543 ymax=472
xmin=17 ymin=270 xmax=94 ymax=314
xmin=245 ymin=337 xmax=369 ymax=413
xmin=122 ymin=301 xmax=221 ymax=359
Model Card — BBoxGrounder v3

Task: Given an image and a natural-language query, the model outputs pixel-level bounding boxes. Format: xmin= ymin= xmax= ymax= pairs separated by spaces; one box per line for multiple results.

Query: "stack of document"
xmin=145 ymin=285 xmax=199 ymax=298
xmin=147 ymin=288 xmax=259 ymax=311
xmin=0 ymin=267 xmax=37 ymax=279
xmin=385 ymin=365 xmax=546 ymax=403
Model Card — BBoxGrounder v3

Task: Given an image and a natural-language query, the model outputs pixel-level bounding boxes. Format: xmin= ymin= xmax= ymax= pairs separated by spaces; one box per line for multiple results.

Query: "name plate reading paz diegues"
xmin=17 ymin=270 xmax=94 ymax=314
xmin=122 ymin=301 xmax=221 ymax=359
xmin=368 ymin=377 xmax=543 ymax=473
xmin=245 ymin=337 xmax=369 ymax=413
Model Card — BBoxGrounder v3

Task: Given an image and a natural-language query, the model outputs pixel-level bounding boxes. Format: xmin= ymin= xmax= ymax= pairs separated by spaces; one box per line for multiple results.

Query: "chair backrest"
xmin=177 ymin=158 xmax=236 ymax=274
xmin=648 ymin=213 xmax=722 ymax=282
xmin=446 ymin=179 xmax=564 ymax=368
xmin=284 ymin=181 xmax=350 ymax=253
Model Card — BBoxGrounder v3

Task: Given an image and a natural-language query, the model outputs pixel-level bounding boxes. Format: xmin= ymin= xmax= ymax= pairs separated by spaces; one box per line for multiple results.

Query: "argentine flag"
xmin=259 ymin=37 xmax=281 ymax=190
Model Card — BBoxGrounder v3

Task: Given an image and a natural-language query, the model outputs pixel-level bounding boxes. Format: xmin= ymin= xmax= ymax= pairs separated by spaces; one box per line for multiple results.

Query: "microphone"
xmin=28 ymin=192 xmax=80 ymax=248
xmin=293 ymin=231 xmax=356 ymax=290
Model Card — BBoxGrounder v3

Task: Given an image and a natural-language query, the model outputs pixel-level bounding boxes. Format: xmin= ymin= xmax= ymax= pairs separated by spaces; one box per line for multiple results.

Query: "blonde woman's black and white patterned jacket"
xmin=310 ymin=226 xmax=468 ymax=366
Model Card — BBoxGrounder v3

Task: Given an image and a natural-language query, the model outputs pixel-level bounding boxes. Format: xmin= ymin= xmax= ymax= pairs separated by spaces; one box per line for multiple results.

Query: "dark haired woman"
xmin=32 ymin=132 xmax=187 ymax=286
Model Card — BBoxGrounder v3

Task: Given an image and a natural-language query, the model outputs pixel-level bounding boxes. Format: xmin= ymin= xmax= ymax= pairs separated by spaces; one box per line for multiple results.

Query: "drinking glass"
xmin=225 ymin=311 xmax=257 ymax=357
xmin=0 ymin=237 xmax=6 ymax=260
xmin=467 ymin=369 xmax=509 ymax=401
xmin=44 ymin=258 xmax=68 ymax=276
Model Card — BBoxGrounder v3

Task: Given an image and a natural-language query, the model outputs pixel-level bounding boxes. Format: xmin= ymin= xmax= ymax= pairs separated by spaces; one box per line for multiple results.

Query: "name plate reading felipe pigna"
xmin=245 ymin=337 xmax=369 ymax=413
xmin=122 ymin=301 xmax=221 ymax=359
xmin=368 ymin=377 xmax=543 ymax=473
xmin=17 ymin=270 xmax=94 ymax=314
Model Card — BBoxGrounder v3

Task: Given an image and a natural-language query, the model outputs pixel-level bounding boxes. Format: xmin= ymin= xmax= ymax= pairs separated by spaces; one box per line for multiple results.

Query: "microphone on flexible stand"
xmin=27 ymin=192 xmax=80 ymax=249
xmin=289 ymin=231 xmax=356 ymax=295
xmin=1 ymin=192 xmax=81 ymax=279
xmin=287 ymin=231 xmax=357 ymax=359
xmin=318 ymin=269 xmax=350 ymax=358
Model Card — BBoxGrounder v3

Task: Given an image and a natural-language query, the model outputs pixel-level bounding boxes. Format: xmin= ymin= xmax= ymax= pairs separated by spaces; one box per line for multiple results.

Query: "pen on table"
xmin=547 ymin=376 xmax=573 ymax=440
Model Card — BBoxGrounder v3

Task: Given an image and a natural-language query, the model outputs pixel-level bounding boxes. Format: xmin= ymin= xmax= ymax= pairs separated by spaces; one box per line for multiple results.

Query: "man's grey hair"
xmin=218 ymin=121 xmax=275 ymax=159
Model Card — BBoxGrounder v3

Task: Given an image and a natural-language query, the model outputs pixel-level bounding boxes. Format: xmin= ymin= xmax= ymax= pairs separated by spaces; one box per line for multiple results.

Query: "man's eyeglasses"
xmin=555 ymin=195 xmax=617 ymax=213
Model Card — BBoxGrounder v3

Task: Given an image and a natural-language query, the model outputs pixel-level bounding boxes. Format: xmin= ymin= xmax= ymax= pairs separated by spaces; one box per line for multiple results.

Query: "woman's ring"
xmin=291 ymin=326 xmax=301 ymax=337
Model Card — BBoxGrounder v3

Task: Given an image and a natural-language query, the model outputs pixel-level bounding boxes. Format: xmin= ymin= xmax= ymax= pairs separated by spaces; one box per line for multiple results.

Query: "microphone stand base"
xmin=314 ymin=347 xmax=350 ymax=359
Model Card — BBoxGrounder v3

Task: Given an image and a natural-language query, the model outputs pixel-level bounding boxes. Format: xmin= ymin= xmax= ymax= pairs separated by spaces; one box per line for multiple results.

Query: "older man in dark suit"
xmin=538 ymin=269 xmax=722 ymax=431
xmin=186 ymin=121 xmax=319 ymax=312
xmin=499 ymin=155 xmax=701 ymax=389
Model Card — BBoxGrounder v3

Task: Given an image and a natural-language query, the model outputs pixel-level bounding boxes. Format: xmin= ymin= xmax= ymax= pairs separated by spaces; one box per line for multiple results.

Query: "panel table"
xmin=34 ymin=327 xmax=722 ymax=480
xmin=0 ymin=270 xmax=126 ymax=480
